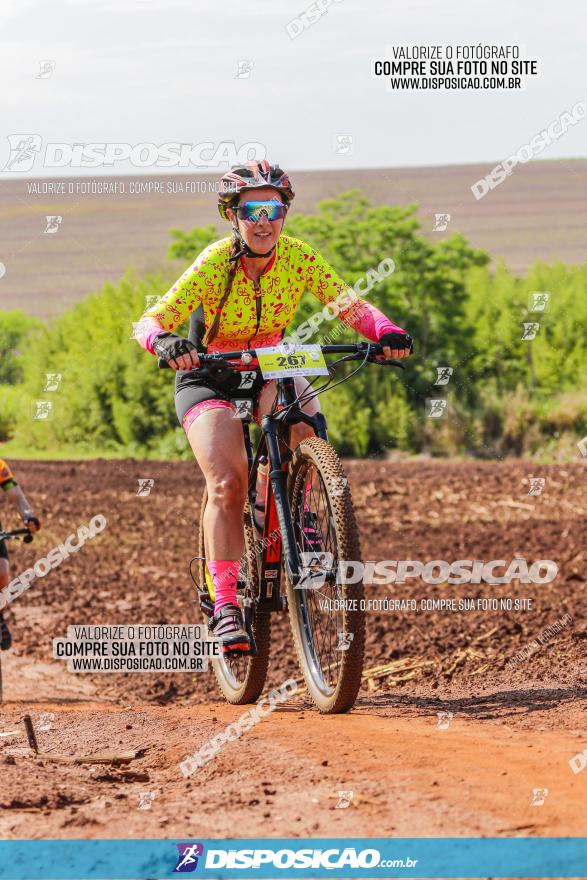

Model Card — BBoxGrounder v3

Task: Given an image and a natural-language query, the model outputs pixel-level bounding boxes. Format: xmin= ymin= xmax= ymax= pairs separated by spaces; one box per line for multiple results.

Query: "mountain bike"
xmin=0 ymin=527 xmax=35 ymax=702
xmin=160 ymin=341 xmax=404 ymax=713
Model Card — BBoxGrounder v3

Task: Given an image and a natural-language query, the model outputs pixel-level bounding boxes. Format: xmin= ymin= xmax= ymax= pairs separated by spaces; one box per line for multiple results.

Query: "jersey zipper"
xmin=246 ymin=278 xmax=263 ymax=350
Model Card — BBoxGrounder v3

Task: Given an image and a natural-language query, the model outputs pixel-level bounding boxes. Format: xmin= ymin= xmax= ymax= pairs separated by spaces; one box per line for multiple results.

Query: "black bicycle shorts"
xmin=174 ymin=369 xmax=270 ymax=427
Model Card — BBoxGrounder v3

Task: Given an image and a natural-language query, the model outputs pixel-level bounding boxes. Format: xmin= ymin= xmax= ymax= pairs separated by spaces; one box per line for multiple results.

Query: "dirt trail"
xmin=0 ymin=459 xmax=585 ymax=839
xmin=0 ymin=652 xmax=585 ymax=839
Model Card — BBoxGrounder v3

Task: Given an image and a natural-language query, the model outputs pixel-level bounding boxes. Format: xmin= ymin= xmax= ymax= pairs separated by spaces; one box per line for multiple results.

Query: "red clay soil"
xmin=0 ymin=458 xmax=585 ymax=842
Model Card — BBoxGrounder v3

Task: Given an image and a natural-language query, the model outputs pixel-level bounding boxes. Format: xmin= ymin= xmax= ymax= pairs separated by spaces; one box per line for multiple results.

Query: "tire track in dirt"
xmin=0 ymin=458 xmax=585 ymax=839
xmin=1 ymin=669 xmax=586 ymax=839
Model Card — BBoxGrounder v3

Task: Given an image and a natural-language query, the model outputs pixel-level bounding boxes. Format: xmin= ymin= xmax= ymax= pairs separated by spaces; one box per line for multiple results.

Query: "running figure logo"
xmin=237 ymin=371 xmax=256 ymax=390
xmin=330 ymin=477 xmax=348 ymax=497
xmin=527 ymin=477 xmax=545 ymax=496
xmin=436 ymin=711 xmax=453 ymax=730
xmin=44 ymin=216 xmax=62 ymax=234
xmin=297 ymin=551 xmax=334 ymax=590
xmin=529 ymin=292 xmax=550 ymax=312
xmin=334 ymin=135 xmax=353 ymax=155
xmin=3 ymin=134 xmax=42 ymax=172
xmin=235 ymin=60 xmax=254 ymax=79
xmin=38 ymin=712 xmax=55 ymax=731
xmin=137 ymin=479 xmax=155 ymax=497
xmin=426 ymin=399 xmax=447 ymax=418
xmin=43 ymin=373 xmax=62 ymax=392
xmin=434 ymin=366 xmax=453 ymax=386
xmin=530 ymin=788 xmax=548 ymax=806
xmin=137 ymin=791 xmax=156 ymax=810
xmin=33 ymin=400 xmax=53 ymax=420
xmin=173 ymin=843 xmax=205 ymax=873
xmin=433 ymin=213 xmax=451 ymax=232
xmin=336 ymin=631 xmax=354 ymax=651
xmin=231 ymin=399 xmax=253 ymax=420
xmin=37 ymin=60 xmax=56 ymax=79
xmin=521 ymin=322 xmax=540 ymax=341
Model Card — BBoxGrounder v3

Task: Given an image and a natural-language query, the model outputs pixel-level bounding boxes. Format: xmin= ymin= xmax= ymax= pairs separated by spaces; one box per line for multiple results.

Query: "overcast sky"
xmin=1 ymin=0 xmax=586 ymax=176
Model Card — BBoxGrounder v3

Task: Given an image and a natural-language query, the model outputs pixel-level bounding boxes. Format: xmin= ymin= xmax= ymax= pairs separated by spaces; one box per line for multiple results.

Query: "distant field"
xmin=0 ymin=158 xmax=586 ymax=318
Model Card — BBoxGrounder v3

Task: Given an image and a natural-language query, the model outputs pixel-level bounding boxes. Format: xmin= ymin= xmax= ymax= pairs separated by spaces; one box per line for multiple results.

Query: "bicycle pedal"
xmin=243 ymin=603 xmax=259 ymax=655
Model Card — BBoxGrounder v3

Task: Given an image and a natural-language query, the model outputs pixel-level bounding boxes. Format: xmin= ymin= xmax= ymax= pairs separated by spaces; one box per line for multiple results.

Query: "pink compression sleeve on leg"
xmin=208 ymin=560 xmax=240 ymax=613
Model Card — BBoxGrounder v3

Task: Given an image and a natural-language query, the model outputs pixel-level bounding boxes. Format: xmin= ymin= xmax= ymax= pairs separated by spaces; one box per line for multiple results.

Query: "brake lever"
xmin=338 ymin=352 xmax=406 ymax=370
xmin=371 ymin=357 xmax=406 ymax=370
xmin=157 ymin=357 xmax=236 ymax=381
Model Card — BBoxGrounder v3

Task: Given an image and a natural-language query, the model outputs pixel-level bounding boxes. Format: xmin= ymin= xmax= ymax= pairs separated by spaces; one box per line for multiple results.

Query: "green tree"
xmin=10 ymin=191 xmax=587 ymax=459
xmin=13 ymin=271 xmax=187 ymax=455
xmin=286 ymin=191 xmax=489 ymax=452
xmin=168 ymin=224 xmax=218 ymax=261
xmin=0 ymin=310 xmax=40 ymax=384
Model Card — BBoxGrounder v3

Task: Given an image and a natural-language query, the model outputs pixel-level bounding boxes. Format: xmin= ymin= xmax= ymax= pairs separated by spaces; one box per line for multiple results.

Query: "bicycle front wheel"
xmin=286 ymin=437 xmax=365 ymax=713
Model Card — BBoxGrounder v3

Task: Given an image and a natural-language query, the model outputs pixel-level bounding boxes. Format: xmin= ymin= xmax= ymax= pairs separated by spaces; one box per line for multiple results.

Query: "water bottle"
xmin=254 ymin=456 xmax=269 ymax=531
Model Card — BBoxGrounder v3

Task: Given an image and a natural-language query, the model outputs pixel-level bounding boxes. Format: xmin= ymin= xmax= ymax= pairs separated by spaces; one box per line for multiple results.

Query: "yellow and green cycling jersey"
xmin=138 ymin=235 xmax=400 ymax=352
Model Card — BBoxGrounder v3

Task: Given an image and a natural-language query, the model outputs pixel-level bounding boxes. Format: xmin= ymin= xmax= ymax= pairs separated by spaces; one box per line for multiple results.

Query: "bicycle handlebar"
xmin=0 ymin=527 xmax=34 ymax=543
xmin=157 ymin=342 xmax=406 ymax=371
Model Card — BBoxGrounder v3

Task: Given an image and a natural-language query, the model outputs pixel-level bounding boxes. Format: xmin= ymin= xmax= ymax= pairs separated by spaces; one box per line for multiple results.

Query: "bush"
xmin=7 ymin=191 xmax=587 ymax=459
xmin=0 ymin=385 xmax=21 ymax=441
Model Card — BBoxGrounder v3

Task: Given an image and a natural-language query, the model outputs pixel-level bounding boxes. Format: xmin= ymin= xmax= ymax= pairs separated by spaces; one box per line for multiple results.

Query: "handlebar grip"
xmin=371 ymin=343 xmax=406 ymax=368
xmin=157 ymin=358 xmax=170 ymax=369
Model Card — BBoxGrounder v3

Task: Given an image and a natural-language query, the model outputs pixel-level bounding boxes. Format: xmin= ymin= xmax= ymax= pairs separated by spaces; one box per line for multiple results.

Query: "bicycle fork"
xmin=262 ymin=411 xmax=328 ymax=592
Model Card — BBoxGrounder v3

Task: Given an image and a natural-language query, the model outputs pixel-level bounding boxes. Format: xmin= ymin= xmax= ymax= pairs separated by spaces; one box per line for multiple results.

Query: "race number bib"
xmin=256 ymin=344 xmax=329 ymax=380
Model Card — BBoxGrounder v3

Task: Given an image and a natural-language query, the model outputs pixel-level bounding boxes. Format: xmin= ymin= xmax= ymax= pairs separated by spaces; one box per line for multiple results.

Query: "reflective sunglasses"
xmin=235 ymin=200 xmax=287 ymax=223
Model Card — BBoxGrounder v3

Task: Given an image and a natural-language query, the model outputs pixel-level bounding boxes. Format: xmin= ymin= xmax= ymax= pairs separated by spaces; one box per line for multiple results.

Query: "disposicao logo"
xmin=173 ymin=843 xmax=204 ymax=872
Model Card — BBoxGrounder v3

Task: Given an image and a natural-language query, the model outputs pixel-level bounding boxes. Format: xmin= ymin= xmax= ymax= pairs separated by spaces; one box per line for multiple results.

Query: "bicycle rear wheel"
xmin=286 ymin=437 xmax=365 ymax=713
xmin=198 ymin=490 xmax=271 ymax=704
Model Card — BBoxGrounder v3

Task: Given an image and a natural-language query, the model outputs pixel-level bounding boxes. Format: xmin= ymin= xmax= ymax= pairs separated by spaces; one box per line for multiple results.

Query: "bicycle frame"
xmin=243 ymin=376 xmax=329 ymax=610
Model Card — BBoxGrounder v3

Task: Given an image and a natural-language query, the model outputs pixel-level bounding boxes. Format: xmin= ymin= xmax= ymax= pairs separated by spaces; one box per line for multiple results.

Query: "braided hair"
xmin=202 ymin=235 xmax=240 ymax=347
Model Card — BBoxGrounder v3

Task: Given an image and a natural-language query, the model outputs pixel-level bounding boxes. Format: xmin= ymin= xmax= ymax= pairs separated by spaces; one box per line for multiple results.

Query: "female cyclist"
xmin=135 ymin=160 xmax=412 ymax=654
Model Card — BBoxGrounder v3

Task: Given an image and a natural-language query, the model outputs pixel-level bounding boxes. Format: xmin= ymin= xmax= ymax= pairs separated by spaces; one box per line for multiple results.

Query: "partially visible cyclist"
xmin=0 ymin=458 xmax=41 ymax=649
xmin=135 ymin=160 xmax=412 ymax=654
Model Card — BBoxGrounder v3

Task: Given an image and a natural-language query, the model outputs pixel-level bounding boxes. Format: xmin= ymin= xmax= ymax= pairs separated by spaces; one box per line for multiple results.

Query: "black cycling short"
xmin=174 ymin=369 xmax=271 ymax=427
xmin=173 ymin=306 xmax=277 ymax=429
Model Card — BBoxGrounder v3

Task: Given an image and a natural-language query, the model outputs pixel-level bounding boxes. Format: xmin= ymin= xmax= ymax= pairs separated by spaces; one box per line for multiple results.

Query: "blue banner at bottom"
xmin=0 ymin=838 xmax=586 ymax=879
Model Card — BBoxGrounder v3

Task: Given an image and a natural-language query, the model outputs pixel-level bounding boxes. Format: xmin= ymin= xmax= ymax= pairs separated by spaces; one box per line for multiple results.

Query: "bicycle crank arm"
xmin=198 ymin=589 xmax=214 ymax=618
xmin=243 ymin=598 xmax=258 ymax=656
